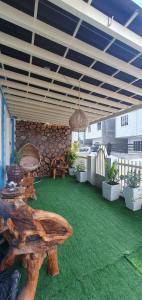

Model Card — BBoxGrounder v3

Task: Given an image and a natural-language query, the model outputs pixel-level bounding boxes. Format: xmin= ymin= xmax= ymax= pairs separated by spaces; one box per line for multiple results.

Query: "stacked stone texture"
xmin=16 ymin=121 xmax=71 ymax=177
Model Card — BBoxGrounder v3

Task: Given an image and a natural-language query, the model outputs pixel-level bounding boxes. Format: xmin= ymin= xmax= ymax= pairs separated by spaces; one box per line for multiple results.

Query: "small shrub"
xmin=121 ymin=169 xmax=141 ymax=188
xmin=75 ymin=161 xmax=86 ymax=173
xmin=106 ymin=161 xmax=119 ymax=185
xmin=67 ymin=150 xmax=77 ymax=167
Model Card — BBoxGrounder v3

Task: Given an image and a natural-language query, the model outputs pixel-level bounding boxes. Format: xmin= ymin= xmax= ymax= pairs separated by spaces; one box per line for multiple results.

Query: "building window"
xmin=121 ymin=115 xmax=128 ymax=127
xmin=133 ymin=141 xmax=142 ymax=152
xmin=97 ymin=122 xmax=101 ymax=131
xmin=88 ymin=125 xmax=91 ymax=133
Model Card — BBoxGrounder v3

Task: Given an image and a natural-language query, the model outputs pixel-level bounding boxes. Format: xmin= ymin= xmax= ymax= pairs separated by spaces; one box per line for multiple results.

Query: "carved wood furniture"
xmin=1 ymin=174 xmax=36 ymax=202
xmin=0 ymin=187 xmax=24 ymax=200
xmin=0 ymin=199 xmax=72 ymax=300
xmin=20 ymin=174 xmax=36 ymax=201
xmin=50 ymin=156 xmax=68 ymax=179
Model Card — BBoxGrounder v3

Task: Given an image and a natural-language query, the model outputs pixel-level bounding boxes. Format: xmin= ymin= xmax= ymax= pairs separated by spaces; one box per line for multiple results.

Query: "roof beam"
xmin=9 ymin=109 xmax=69 ymax=124
xmin=1 ymin=54 xmax=139 ymax=106
xmin=5 ymin=94 xmax=98 ymax=120
xmin=1 ymin=69 xmax=140 ymax=107
xmin=1 ymin=2 xmax=142 ymax=79
xmin=8 ymin=103 xmax=93 ymax=121
xmin=6 ymin=94 xmax=73 ymax=115
xmin=8 ymin=105 xmax=70 ymax=121
xmin=8 ymin=104 xmax=95 ymax=123
xmin=7 ymin=103 xmax=73 ymax=123
xmin=48 ymin=0 xmax=142 ymax=53
xmin=0 ymin=73 xmax=126 ymax=113
xmin=91 ymin=103 xmax=142 ymax=125
xmin=1 ymin=33 xmax=142 ymax=97
xmin=3 ymin=88 xmax=111 ymax=115
xmin=10 ymin=112 xmax=69 ymax=124
xmin=4 ymin=88 xmax=110 ymax=116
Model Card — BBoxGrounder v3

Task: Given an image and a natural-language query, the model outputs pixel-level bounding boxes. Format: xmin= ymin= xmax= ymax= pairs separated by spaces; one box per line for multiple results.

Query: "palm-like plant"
xmin=67 ymin=150 xmax=77 ymax=167
xmin=106 ymin=161 xmax=119 ymax=185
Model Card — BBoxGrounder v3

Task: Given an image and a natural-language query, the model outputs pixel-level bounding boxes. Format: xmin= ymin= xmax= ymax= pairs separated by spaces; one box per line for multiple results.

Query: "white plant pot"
xmin=123 ymin=186 xmax=142 ymax=211
xmin=102 ymin=181 xmax=121 ymax=201
xmin=76 ymin=171 xmax=87 ymax=183
xmin=69 ymin=167 xmax=75 ymax=176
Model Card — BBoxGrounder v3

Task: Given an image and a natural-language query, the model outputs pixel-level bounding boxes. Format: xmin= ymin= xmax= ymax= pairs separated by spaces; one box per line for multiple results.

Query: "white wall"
xmin=116 ymin=109 xmax=142 ymax=138
xmin=85 ymin=123 xmax=102 ymax=140
xmin=0 ymin=94 xmax=2 ymax=166
xmin=72 ymin=131 xmax=85 ymax=142
xmin=0 ymin=89 xmax=13 ymax=187
xmin=4 ymin=107 xmax=12 ymax=166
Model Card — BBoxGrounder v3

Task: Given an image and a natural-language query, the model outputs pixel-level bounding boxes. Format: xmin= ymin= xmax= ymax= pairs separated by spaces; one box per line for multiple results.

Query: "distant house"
xmin=116 ymin=108 xmax=142 ymax=154
xmin=72 ymin=107 xmax=142 ymax=156
xmin=85 ymin=123 xmax=102 ymax=144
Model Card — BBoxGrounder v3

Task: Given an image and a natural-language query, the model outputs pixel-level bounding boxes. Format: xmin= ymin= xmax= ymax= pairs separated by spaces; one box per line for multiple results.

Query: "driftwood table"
xmin=0 ymin=199 xmax=72 ymax=300
xmin=0 ymin=187 xmax=24 ymax=199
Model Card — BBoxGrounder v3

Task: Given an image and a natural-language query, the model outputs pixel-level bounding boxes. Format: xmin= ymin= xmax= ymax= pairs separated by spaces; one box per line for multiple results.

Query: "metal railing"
xmin=110 ymin=143 xmax=142 ymax=154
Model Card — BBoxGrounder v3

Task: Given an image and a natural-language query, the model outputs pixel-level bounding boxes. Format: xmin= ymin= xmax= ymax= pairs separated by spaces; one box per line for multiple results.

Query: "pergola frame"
xmin=0 ymin=0 xmax=142 ymax=125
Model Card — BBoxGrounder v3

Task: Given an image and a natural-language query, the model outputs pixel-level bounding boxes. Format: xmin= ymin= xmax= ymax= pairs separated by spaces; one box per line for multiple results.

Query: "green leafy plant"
xmin=75 ymin=161 xmax=86 ymax=173
xmin=121 ymin=169 xmax=141 ymax=188
xmin=106 ymin=161 xmax=119 ymax=185
xmin=71 ymin=141 xmax=80 ymax=153
xmin=67 ymin=150 xmax=77 ymax=167
xmin=67 ymin=141 xmax=80 ymax=167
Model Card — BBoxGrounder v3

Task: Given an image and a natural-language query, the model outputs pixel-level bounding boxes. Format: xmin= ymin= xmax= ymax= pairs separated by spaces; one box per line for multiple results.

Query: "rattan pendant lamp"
xmin=69 ymin=81 xmax=88 ymax=132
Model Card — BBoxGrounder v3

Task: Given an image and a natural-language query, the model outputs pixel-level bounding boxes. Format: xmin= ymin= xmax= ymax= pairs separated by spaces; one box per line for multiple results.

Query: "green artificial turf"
xmin=2 ymin=176 xmax=142 ymax=299
xmin=125 ymin=247 xmax=142 ymax=274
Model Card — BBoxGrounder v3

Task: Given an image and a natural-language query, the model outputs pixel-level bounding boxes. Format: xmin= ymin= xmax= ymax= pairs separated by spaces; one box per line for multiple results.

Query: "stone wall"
xmin=16 ymin=121 xmax=71 ymax=177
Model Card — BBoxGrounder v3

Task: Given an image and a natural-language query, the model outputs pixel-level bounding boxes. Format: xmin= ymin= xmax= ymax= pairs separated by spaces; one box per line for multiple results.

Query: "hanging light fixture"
xmin=69 ymin=81 xmax=88 ymax=132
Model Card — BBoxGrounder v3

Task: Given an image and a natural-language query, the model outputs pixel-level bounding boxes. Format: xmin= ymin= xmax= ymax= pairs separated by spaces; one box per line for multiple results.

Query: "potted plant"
xmin=102 ymin=161 xmax=121 ymax=201
xmin=75 ymin=161 xmax=87 ymax=183
xmin=123 ymin=170 xmax=142 ymax=211
xmin=66 ymin=142 xmax=80 ymax=176
xmin=67 ymin=150 xmax=77 ymax=176
xmin=6 ymin=150 xmax=24 ymax=185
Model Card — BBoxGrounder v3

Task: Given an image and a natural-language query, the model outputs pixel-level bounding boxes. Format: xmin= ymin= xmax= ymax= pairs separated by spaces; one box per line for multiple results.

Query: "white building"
xmin=115 ymin=108 xmax=142 ymax=153
xmin=72 ymin=131 xmax=85 ymax=144
xmin=72 ymin=122 xmax=102 ymax=147
xmin=85 ymin=122 xmax=102 ymax=144
xmin=72 ymin=107 xmax=142 ymax=157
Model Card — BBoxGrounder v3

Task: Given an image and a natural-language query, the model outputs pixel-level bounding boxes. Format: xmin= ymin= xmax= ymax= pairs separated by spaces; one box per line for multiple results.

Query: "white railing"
xmin=117 ymin=158 xmax=142 ymax=191
xmin=95 ymin=145 xmax=106 ymax=177
xmin=75 ymin=154 xmax=88 ymax=171
xmin=75 ymin=151 xmax=142 ymax=194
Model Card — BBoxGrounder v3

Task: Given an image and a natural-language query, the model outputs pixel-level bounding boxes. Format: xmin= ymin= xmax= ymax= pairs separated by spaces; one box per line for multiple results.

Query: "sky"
xmin=132 ymin=0 xmax=142 ymax=8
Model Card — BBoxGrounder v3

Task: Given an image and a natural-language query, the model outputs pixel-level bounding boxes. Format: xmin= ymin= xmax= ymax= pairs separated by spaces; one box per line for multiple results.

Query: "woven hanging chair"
xmin=19 ymin=143 xmax=40 ymax=171
xmin=69 ymin=109 xmax=89 ymax=132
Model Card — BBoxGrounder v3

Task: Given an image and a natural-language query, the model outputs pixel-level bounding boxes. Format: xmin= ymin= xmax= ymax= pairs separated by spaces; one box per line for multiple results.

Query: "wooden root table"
xmin=1 ymin=174 xmax=37 ymax=202
xmin=0 ymin=199 xmax=73 ymax=300
xmin=0 ymin=187 xmax=24 ymax=199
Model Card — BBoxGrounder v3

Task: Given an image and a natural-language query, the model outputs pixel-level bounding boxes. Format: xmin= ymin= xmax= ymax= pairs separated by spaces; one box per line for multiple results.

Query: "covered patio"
xmin=1 ymin=0 xmax=142 ymax=299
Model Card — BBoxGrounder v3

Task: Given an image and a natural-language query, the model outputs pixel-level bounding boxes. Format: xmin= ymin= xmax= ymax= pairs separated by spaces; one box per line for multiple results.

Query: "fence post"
xmin=87 ymin=155 xmax=96 ymax=185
